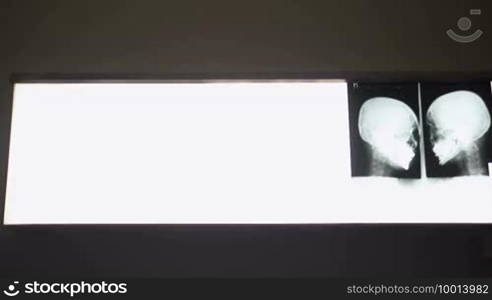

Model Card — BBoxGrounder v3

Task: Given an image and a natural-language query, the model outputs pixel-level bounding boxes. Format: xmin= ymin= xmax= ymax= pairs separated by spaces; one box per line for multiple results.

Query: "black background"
xmin=421 ymin=82 xmax=492 ymax=177
xmin=348 ymin=82 xmax=420 ymax=178
xmin=1 ymin=0 xmax=492 ymax=278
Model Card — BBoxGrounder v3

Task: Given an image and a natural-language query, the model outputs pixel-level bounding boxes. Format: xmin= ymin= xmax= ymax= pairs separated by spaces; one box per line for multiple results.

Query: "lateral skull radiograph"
xmin=348 ymin=83 xmax=421 ymax=178
xmin=422 ymin=82 xmax=492 ymax=177
xmin=358 ymin=97 xmax=419 ymax=171
xmin=349 ymin=81 xmax=492 ymax=179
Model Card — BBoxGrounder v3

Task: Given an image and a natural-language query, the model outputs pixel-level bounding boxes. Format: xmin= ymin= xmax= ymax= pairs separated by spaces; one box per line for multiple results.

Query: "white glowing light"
xmin=4 ymin=82 xmax=492 ymax=224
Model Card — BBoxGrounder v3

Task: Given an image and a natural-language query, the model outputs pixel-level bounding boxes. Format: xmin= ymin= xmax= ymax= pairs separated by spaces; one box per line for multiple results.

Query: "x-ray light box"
xmin=4 ymin=81 xmax=492 ymax=224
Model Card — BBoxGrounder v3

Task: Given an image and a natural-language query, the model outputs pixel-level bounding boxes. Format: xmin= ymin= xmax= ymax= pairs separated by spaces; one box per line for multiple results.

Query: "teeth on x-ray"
xmin=358 ymin=97 xmax=418 ymax=170
xmin=348 ymin=83 xmax=421 ymax=178
xmin=422 ymin=83 xmax=492 ymax=178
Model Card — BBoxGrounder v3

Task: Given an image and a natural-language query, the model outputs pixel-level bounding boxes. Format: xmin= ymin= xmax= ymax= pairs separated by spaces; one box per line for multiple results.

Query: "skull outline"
xmin=426 ymin=90 xmax=491 ymax=166
xmin=358 ymin=97 xmax=419 ymax=170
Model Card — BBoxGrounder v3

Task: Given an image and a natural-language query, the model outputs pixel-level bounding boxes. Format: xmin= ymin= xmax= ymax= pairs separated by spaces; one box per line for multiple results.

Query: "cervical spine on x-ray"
xmin=358 ymin=97 xmax=419 ymax=171
xmin=426 ymin=90 xmax=491 ymax=166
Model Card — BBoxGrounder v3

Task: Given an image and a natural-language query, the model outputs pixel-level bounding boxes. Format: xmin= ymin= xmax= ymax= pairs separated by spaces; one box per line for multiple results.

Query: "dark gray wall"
xmin=1 ymin=0 xmax=492 ymax=277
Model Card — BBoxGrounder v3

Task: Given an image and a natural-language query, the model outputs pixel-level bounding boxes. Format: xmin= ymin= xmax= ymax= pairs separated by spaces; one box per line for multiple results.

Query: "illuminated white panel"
xmin=4 ymin=82 xmax=492 ymax=224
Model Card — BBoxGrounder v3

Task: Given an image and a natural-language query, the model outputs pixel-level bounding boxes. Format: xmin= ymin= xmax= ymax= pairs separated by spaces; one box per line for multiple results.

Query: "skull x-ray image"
xmin=348 ymin=83 xmax=421 ymax=178
xmin=422 ymin=82 xmax=492 ymax=177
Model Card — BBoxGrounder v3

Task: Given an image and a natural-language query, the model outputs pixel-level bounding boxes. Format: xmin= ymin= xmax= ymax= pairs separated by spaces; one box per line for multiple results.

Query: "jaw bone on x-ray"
xmin=348 ymin=83 xmax=421 ymax=178
xmin=423 ymin=83 xmax=492 ymax=177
